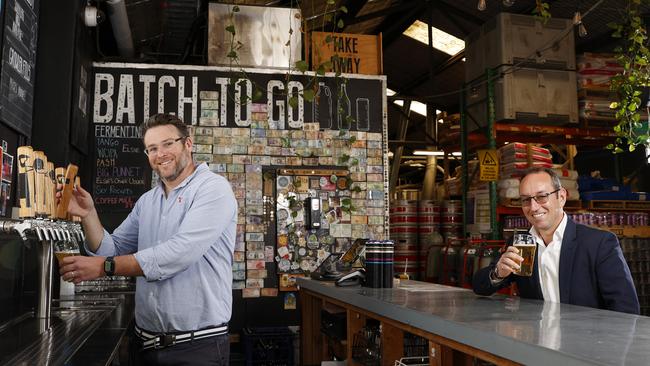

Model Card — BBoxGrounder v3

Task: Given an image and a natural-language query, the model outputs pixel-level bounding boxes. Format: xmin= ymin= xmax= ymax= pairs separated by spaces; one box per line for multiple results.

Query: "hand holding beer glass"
xmin=54 ymin=237 xmax=80 ymax=265
xmin=512 ymin=233 xmax=536 ymax=276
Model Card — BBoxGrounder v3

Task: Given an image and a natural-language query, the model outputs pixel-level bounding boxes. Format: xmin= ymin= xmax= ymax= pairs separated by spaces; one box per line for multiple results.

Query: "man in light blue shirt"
xmin=59 ymin=113 xmax=237 ymax=365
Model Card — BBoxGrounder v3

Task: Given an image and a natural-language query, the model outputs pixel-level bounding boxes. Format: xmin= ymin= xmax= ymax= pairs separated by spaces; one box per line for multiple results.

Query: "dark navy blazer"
xmin=473 ymin=218 xmax=640 ymax=314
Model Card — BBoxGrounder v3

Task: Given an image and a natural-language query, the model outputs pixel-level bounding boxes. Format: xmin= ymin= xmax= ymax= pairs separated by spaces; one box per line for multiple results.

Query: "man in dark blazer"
xmin=473 ymin=168 xmax=639 ymax=314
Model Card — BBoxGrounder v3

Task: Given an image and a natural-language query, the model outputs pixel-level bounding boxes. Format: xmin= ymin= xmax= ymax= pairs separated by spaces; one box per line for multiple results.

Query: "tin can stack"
xmin=364 ymin=240 xmax=394 ymax=288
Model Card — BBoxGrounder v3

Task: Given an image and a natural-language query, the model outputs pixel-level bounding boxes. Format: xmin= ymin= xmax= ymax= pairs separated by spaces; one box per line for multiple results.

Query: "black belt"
xmin=135 ymin=324 xmax=228 ymax=350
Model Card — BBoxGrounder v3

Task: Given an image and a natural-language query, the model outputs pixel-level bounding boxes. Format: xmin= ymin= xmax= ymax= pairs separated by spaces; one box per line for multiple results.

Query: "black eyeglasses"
xmin=519 ymin=189 xmax=561 ymax=206
xmin=144 ymin=137 xmax=185 ymax=156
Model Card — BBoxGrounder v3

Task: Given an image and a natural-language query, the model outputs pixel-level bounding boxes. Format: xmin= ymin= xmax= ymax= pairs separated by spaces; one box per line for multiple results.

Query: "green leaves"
xmin=288 ymin=96 xmax=298 ymax=109
xmin=295 ymin=60 xmax=309 ymax=73
xmin=607 ymin=2 xmax=650 ymax=153
xmin=252 ymin=89 xmax=263 ymax=102
xmin=532 ymin=0 xmax=551 ymax=23
xmin=225 ymin=25 xmax=235 ymax=35
xmin=303 ymin=88 xmax=315 ymax=102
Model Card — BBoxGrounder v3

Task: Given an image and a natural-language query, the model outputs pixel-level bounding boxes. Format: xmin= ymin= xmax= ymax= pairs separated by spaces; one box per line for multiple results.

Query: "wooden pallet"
xmin=587 ymin=200 xmax=650 ymax=211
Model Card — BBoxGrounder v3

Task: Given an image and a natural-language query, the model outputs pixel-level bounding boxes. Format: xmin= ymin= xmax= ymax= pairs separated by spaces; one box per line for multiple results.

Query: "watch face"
xmin=104 ymin=258 xmax=115 ymax=275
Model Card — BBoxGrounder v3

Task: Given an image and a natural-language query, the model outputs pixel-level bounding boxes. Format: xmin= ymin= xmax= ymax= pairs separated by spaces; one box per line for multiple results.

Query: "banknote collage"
xmin=170 ymin=109 xmax=388 ymax=299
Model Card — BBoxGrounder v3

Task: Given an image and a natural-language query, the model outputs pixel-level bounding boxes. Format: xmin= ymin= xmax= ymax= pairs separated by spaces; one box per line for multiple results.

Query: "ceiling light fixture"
xmin=477 ymin=0 xmax=487 ymax=11
xmin=503 ymin=0 xmax=516 ymax=6
xmin=573 ymin=6 xmax=587 ymax=38
xmin=387 ymin=88 xmax=441 ymax=117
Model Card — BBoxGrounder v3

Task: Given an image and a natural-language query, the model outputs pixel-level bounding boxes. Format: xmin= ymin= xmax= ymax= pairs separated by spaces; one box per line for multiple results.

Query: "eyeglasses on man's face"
xmin=144 ymin=137 xmax=185 ymax=157
xmin=518 ymin=188 xmax=561 ymax=207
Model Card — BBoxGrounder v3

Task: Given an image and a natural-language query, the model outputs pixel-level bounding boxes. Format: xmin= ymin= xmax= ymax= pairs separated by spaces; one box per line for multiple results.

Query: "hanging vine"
xmin=533 ymin=0 xmax=552 ymax=22
xmin=607 ymin=0 xmax=650 ymax=153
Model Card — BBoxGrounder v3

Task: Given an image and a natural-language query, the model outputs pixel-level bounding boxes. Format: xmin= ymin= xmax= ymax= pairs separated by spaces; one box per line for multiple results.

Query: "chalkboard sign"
xmin=0 ymin=0 xmax=39 ymax=137
xmin=93 ymin=131 xmax=151 ymax=213
xmin=91 ymin=62 xmax=386 ymax=213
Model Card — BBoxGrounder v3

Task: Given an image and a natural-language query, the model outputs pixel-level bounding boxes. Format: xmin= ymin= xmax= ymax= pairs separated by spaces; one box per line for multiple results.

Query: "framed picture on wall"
xmin=3 ymin=153 xmax=13 ymax=183
xmin=0 ymin=181 xmax=10 ymax=216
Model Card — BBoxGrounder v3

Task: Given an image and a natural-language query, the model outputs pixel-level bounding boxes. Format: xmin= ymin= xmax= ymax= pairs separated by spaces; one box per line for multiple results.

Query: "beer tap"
xmin=32 ymin=221 xmax=44 ymax=242
xmin=46 ymin=225 xmax=57 ymax=244
xmin=1 ymin=220 xmax=31 ymax=242
xmin=40 ymin=222 xmax=51 ymax=242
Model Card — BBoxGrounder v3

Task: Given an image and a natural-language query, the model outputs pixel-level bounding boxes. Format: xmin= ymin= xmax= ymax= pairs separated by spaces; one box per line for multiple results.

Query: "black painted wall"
xmin=32 ymin=0 xmax=92 ymax=179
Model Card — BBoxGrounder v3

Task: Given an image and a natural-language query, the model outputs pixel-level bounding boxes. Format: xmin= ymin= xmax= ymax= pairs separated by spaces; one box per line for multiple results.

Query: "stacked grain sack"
xmin=497 ymin=143 xmax=580 ymax=202
xmin=577 ymin=53 xmax=648 ymax=125
xmin=577 ymin=53 xmax=621 ymax=125
xmin=498 ymin=143 xmax=553 ymax=203
xmin=555 ymin=168 xmax=580 ymax=201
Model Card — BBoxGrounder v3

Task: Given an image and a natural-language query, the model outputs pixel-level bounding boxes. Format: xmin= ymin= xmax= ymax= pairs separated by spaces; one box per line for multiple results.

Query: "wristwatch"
xmin=104 ymin=256 xmax=116 ymax=276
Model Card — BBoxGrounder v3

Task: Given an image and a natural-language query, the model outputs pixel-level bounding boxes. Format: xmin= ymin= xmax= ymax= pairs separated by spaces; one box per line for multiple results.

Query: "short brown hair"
xmin=521 ymin=167 xmax=562 ymax=190
xmin=142 ymin=113 xmax=189 ymax=141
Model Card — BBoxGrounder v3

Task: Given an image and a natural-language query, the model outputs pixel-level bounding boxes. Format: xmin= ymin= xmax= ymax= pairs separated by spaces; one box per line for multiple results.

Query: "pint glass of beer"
xmin=513 ymin=234 xmax=536 ymax=276
xmin=54 ymin=240 xmax=80 ymax=265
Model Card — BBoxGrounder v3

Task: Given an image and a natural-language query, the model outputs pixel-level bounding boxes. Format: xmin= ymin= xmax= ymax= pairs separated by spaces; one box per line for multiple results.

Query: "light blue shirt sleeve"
xmin=85 ymin=198 xmax=142 ymax=257
xmin=133 ymin=174 xmax=236 ymax=282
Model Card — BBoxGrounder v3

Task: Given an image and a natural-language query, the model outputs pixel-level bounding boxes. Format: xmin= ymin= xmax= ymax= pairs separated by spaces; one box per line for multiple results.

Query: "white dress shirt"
xmin=530 ymin=213 xmax=568 ymax=303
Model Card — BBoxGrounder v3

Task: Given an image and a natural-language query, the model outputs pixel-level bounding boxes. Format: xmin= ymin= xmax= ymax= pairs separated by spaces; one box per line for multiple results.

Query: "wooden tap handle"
xmin=47 ymin=161 xmax=56 ymax=218
xmin=17 ymin=146 xmax=35 ymax=218
xmin=56 ymin=164 xmax=78 ymax=220
xmin=33 ymin=151 xmax=46 ymax=217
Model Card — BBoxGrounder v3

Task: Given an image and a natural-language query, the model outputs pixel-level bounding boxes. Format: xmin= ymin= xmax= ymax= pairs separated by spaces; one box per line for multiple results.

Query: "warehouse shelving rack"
xmin=456 ymin=68 xmax=619 ymax=240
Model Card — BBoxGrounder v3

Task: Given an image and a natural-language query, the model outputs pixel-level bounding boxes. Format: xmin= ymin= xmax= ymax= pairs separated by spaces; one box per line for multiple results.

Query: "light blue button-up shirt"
xmin=88 ymin=163 xmax=237 ymax=332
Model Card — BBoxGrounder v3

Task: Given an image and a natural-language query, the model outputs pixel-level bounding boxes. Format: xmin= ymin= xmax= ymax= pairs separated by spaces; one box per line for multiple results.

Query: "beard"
xmin=156 ymin=151 xmax=191 ymax=183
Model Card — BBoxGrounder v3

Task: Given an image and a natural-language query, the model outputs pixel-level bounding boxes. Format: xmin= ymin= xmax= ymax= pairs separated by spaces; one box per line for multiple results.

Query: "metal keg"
xmin=390 ymin=200 xmax=419 ymax=279
xmin=393 ymin=236 xmax=420 ymax=280
xmin=440 ymin=239 xmax=463 ymax=286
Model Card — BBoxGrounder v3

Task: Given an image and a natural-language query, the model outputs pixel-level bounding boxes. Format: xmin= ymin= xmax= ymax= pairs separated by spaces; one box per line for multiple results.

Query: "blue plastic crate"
xmin=577 ymin=176 xmax=619 ymax=192
xmin=242 ymin=327 xmax=295 ymax=366
xmin=580 ymin=187 xmax=631 ymax=201
xmin=630 ymin=192 xmax=650 ymax=201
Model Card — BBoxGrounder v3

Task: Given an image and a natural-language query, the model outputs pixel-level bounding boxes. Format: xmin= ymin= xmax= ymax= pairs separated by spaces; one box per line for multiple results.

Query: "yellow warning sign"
xmin=478 ymin=149 xmax=499 ymax=181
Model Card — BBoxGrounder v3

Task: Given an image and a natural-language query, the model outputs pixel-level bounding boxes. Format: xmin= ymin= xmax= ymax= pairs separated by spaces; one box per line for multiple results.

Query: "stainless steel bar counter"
xmin=0 ymin=292 xmax=135 ymax=366
xmin=298 ymin=278 xmax=650 ymax=366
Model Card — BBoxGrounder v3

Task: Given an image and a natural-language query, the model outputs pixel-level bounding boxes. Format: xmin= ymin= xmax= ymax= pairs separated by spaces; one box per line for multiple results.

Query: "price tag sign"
xmin=478 ymin=149 xmax=499 ymax=181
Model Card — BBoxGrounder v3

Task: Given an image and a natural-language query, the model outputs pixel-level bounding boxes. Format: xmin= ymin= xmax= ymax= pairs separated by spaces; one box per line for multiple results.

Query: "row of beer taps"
xmin=1 ymin=219 xmax=84 ymax=244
